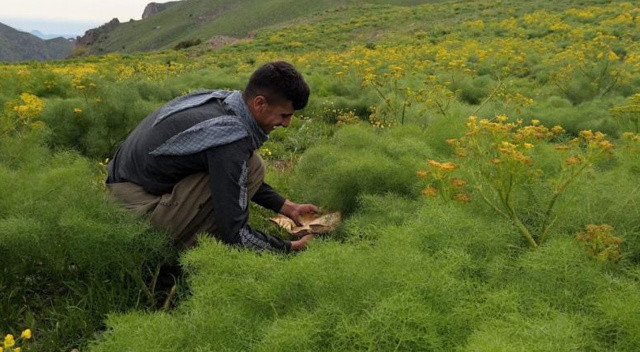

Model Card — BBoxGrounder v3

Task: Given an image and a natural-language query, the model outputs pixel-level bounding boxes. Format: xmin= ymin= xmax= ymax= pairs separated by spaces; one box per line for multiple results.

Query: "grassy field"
xmin=1 ymin=0 xmax=640 ymax=351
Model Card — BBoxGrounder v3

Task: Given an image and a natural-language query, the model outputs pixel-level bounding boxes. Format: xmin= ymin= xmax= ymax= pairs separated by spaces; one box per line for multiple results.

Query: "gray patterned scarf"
xmin=150 ymin=90 xmax=268 ymax=156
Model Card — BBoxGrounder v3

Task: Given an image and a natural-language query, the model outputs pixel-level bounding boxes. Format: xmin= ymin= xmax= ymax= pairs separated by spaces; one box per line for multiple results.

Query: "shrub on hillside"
xmin=452 ymin=75 xmax=495 ymax=105
xmin=0 ymin=130 xmax=174 ymax=352
xmin=88 ymin=192 xmax=640 ymax=352
xmin=174 ymin=38 xmax=202 ymax=50
xmin=39 ymin=82 xmax=160 ymax=158
xmin=289 ymin=124 xmax=434 ymax=214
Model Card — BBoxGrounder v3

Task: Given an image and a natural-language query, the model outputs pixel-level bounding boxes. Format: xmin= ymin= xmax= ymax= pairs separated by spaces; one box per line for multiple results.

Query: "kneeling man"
xmin=106 ymin=61 xmax=317 ymax=252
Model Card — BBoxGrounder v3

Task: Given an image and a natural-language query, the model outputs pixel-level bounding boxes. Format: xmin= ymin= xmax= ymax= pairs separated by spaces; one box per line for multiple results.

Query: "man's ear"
xmin=252 ymin=95 xmax=268 ymax=112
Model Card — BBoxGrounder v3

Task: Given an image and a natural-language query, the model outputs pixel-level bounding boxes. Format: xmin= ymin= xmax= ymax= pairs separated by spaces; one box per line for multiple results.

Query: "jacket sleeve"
xmin=252 ymin=182 xmax=286 ymax=213
xmin=204 ymin=139 xmax=291 ymax=252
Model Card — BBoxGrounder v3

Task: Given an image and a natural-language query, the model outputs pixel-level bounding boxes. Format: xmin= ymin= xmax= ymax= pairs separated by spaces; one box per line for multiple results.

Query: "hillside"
xmin=0 ymin=22 xmax=75 ymax=62
xmin=2 ymin=0 xmax=640 ymax=351
xmin=79 ymin=0 xmax=441 ymax=54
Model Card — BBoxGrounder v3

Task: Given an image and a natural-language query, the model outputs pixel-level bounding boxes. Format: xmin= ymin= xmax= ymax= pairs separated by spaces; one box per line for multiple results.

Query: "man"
xmin=106 ymin=61 xmax=317 ymax=253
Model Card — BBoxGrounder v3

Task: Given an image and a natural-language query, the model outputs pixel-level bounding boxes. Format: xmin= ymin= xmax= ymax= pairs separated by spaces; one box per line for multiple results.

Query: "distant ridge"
xmin=0 ymin=22 xmax=75 ymax=62
xmin=77 ymin=0 xmax=440 ymax=55
xmin=30 ymin=30 xmax=76 ymax=40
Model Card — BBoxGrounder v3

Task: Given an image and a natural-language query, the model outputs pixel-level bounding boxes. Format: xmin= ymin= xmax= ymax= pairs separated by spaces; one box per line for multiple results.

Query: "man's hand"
xmin=279 ymin=199 xmax=318 ymax=226
xmin=291 ymin=234 xmax=314 ymax=251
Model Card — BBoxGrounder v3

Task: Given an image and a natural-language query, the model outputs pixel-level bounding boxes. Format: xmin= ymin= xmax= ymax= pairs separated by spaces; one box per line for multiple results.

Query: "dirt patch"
xmin=207 ymin=35 xmax=253 ymax=49
xmin=207 ymin=35 xmax=239 ymax=49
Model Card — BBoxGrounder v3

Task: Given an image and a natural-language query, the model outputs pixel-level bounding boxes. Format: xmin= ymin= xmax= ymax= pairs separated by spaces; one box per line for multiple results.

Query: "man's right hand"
xmin=291 ymin=234 xmax=314 ymax=251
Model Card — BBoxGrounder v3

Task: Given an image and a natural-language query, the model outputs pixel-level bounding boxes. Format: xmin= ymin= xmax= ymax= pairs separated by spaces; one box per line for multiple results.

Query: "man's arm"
xmin=205 ymin=139 xmax=291 ymax=252
xmin=252 ymin=182 xmax=286 ymax=213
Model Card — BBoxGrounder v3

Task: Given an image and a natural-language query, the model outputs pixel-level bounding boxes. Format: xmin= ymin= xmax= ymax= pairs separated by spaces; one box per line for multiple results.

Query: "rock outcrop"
xmin=142 ymin=2 xmax=178 ymax=19
xmin=76 ymin=18 xmax=120 ymax=47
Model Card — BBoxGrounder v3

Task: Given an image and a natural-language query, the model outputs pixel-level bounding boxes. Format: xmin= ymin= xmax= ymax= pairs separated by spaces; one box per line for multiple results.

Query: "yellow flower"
xmin=598 ymin=140 xmax=615 ymax=152
xmin=524 ymin=143 xmax=534 ymax=149
xmin=14 ymin=348 xmax=21 ymax=352
xmin=416 ymin=170 xmax=428 ymax=179
xmin=579 ymin=130 xmax=594 ymax=139
xmin=530 ymin=119 xmax=541 ymax=126
xmin=4 ymin=334 xmax=14 ymax=349
xmin=422 ymin=186 xmax=438 ymax=198
xmin=74 ymin=108 xmax=82 ymax=114
xmin=440 ymin=162 xmax=459 ymax=171
xmin=453 ymin=193 xmax=471 ymax=203
xmin=451 ymin=178 xmax=467 ymax=188
xmin=21 ymin=329 xmax=31 ymax=339
xmin=566 ymin=156 xmax=582 ymax=166
xmin=551 ymin=125 xmax=565 ymax=134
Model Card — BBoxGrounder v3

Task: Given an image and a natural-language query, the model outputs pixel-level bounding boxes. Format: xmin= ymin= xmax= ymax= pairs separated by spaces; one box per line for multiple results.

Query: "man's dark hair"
xmin=243 ymin=61 xmax=310 ymax=110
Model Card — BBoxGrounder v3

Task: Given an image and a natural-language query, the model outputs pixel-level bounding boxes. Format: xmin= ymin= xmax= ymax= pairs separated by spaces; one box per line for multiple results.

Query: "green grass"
xmin=86 ymin=123 xmax=640 ymax=351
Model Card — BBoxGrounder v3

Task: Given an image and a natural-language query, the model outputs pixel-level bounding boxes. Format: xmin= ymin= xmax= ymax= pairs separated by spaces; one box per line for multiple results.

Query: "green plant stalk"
xmin=539 ymin=159 xmax=590 ymax=240
xmin=475 ymin=183 xmax=537 ymax=248
xmin=472 ymin=79 xmax=503 ymax=115
xmin=434 ymin=99 xmax=447 ymax=116
xmin=504 ymin=172 xmax=538 ymax=249
xmin=475 ymin=185 xmax=509 ymax=219
xmin=513 ymin=214 xmax=538 ymax=249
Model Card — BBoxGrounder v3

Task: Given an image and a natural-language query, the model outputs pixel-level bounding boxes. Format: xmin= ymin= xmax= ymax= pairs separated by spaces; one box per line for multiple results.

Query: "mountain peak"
xmin=142 ymin=1 xmax=179 ymax=19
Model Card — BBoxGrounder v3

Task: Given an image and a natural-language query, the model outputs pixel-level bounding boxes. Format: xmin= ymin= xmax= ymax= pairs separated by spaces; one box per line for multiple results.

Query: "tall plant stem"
xmin=476 ymin=182 xmax=537 ymax=249
xmin=476 ymin=186 xmax=509 ymax=219
xmin=539 ymin=164 xmax=588 ymax=240
xmin=472 ymin=79 xmax=503 ymax=115
xmin=512 ymin=214 xmax=538 ymax=249
xmin=401 ymin=102 xmax=406 ymax=125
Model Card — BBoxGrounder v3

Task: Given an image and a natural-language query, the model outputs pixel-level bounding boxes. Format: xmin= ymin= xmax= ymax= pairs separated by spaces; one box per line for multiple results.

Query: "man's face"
xmin=250 ymin=96 xmax=295 ymax=134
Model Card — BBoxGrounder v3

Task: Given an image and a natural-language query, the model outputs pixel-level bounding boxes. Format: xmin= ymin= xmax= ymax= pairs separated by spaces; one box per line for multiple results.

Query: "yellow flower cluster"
xmin=575 ymin=224 xmax=623 ymax=262
xmin=427 ymin=160 xmax=459 ymax=171
xmin=449 ymin=116 xmax=566 ymax=167
xmin=552 ymin=130 xmax=615 ymax=168
xmin=418 ymin=160 xmax=470 ymax=203
xmin=1 ymin=329 xmax=31 ymax=352
xmin=622 ymin=132 xmax=640 ymax=143
xmin=610 ymin=93 xmax=640 ymax=133
xmin=336 ymin=110 xmax=360 ymax=126
xmin=11 ymin=93 xmax=45 ymax=120
xmin=621 ymin=132 xmax=640 ymax=153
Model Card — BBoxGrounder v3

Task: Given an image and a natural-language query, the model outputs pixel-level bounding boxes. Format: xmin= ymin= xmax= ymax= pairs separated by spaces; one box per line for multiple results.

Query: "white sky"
xmin=1 ymin=0 xmax=165 ymax=35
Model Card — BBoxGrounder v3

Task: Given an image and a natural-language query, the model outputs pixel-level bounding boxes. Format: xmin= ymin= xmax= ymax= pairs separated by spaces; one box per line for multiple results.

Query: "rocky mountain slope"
xmin=76 ymin=0 xmax=439 ymax=55
xmin=0 ymin=22 xmax=75 ymax=62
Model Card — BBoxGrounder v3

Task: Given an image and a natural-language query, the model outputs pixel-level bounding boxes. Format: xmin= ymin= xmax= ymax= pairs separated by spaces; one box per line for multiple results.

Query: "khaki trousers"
xmin=107 ymin=153 xmax=266 ymax=249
